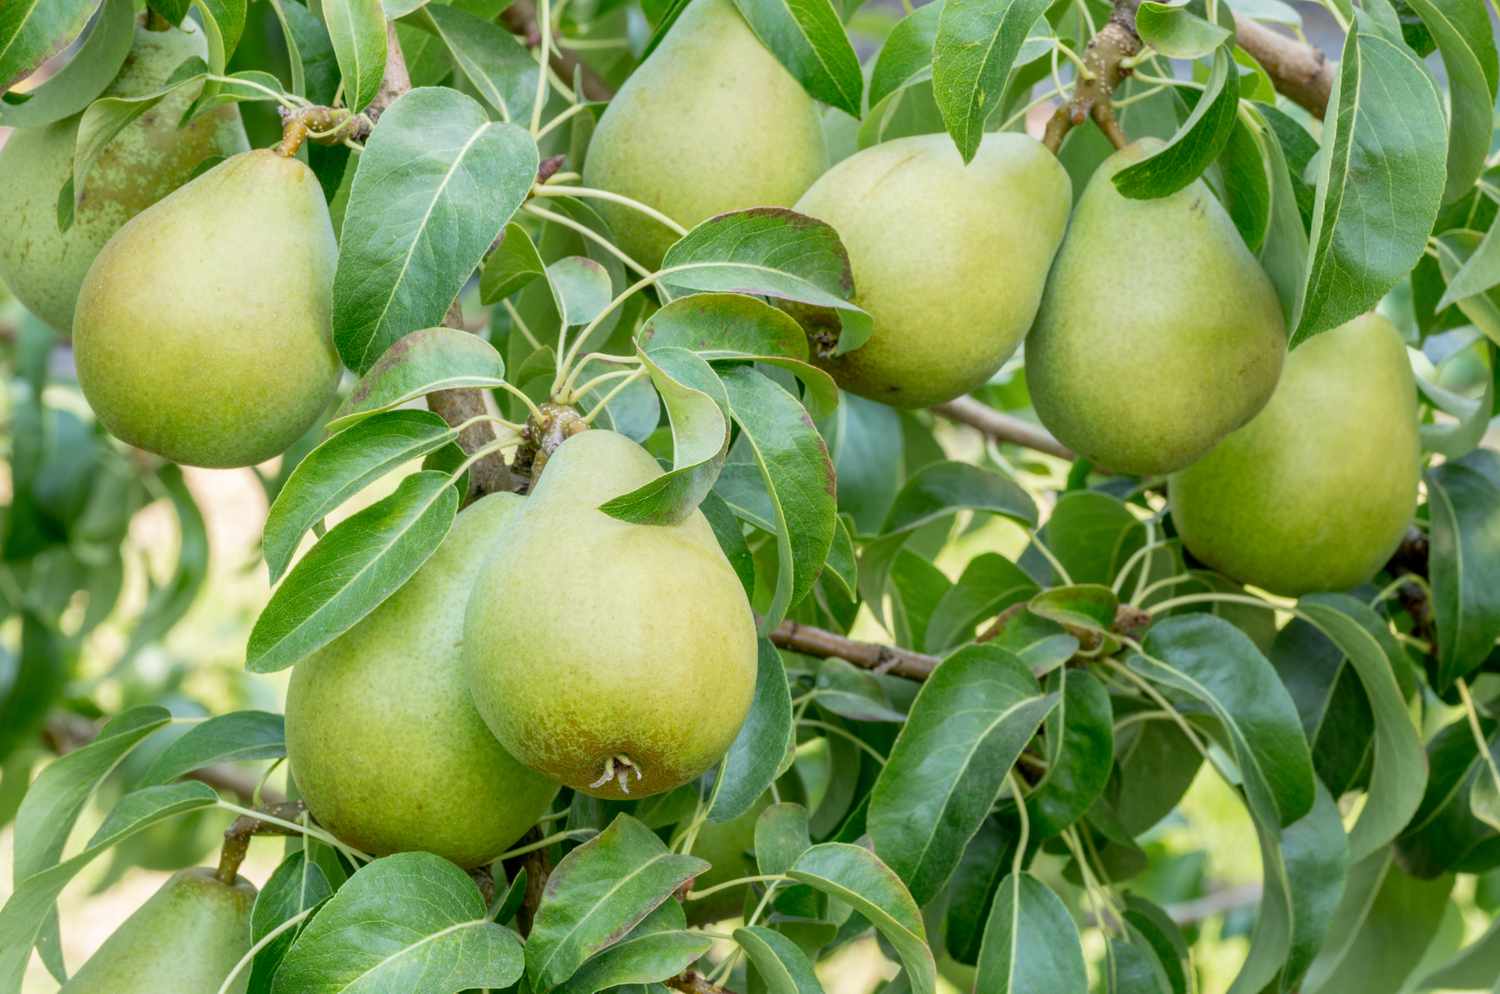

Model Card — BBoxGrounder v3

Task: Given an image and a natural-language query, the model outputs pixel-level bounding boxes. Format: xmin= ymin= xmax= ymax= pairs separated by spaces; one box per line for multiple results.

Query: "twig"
xmin=1232 ymin=14 xmax=1333 ymax=118
xmin=217 ymin=801 xmax=307 ymax=884
xmin=770 ymin=619 xmax=940 ymax=681
xmin=1043 ymin=0 xmax=1142 ymax=152
xmin=932 ymin=396 xmax=1074 ymax=460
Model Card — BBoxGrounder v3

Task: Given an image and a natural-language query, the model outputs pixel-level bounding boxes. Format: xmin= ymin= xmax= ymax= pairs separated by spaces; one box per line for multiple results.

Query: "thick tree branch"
xmin=1232 ymin=15 xmax=1334 ymax=118
xmin=770 ymin=619 xmax=939 ymax=680
xmin=933 ymin=396 xmax=1075 ymax=460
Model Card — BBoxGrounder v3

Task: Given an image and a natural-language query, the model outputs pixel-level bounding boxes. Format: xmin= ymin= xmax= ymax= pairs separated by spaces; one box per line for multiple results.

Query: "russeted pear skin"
xmin=286 ymin=493 xmax=559 ymax=868
xmin=1168 ymin=313 xmax=1420 ymax=596
xmin=463 ymin=429 xmax=758 ymax=799
xmin=793 ymin=133 xmax=1070 ymax=408
xmin=73 ymin=149 xmax=342 ymax=468
xmin=581 ymin=0 xmax=826 ymax=268
xmin=1026 ymin=140 xmax=1286 ymax=475
xmin=58 ymin=867 xmax=254 ymax=994
xmin=0 ymin=20 xmax=248 ymax=332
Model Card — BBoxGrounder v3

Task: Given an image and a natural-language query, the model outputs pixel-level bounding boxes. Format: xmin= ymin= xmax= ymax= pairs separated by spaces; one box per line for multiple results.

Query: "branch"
xmin=932 ymin=397 xmax=1075 ymax=461
xmin=770 ymin=619 xmax=939 ymax=681
xmin=1232 ymin=15 xmax=1334 ymax=118
xmin=217 ymin=800 xmax=307 ymax=883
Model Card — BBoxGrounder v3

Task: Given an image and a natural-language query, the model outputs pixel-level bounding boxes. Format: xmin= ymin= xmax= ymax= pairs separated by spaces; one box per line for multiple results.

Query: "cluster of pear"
xmin=584 ymin=0 xmax=1420 ymax=596
xmin=0 ymin=18 xmax=341 ymax=469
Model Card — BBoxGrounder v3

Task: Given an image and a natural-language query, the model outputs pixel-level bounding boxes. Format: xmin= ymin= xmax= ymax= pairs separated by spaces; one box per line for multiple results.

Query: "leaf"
xmin=527 ymin=816 xmax=708 ymax=992
xmin=1416 ymin=911 xmax=1500 ymax=989
xmin=814 ymin=657 xmax=906 ymax=723
xmin=0 ymin=0 xmax=98 ymax=91
xmin=248 ymin=852 xmax=334 ymax=994
xmin=548 ymin=256 xmax=613 ymax=327
xmin=120 ymin=466 xmax=209 ymax=662
xmin=870 ymin=1 xmax=943 ymax=108
xmin=1412 ymin=340 xmax=1494 ymax=458
xmin=1397 ymin=715 xmax=1500 ymax=878
xmin=556 ymin=932 xmax=709 ymax=992
xmin=480 ymin=223 xmax=548 ymax=303
xmin=422 ymin=3 xmax=538 ymax=122
xmin=930 ymin=0 xmax=1051 ymax=162
xmin=0 ymin=0 xmax=132 ymax=128
xmin=788 ymin=844 xmax=936 ymax=994
xmin=718 ymin=365 xmax=835 ymax=628
xmin=974 ymin=872 xmax=1087 ymax=994
xmin=1022 ymin=490 xmax=1142 ymax=587
xmin=1134 ymin=0 xmax=1231 ymax=57
xmin=755 ymin=803 xmax=812 ymax=875
xmin=868 ymin=645 xmax=1057 ymax=905
xmin=1250 ymin=105 xmax=1311 ymax=326
xmin=659 ymin=209 xmax=871 ymax=355
xmin=1136 ymin=614 xmax=1315 ymax=829
xmin=1122 ymin=896 xmax=1190 ymax=994
xmin=272 ymin=852 xmax=523 ymax=994
xmin=0 ymin=782 xmax=218 ymax=994
xmin=925 ymin=553 xmax=1038 ymax=653
xmin=1296 ymin=596 xmax=1427 ymax=861
xmin=1436 ymin=222 xmax=1500 ymax=312
xmin=1401 ymin=0 xmax=1497 ymax=202
xmin=1434 ymin=230 xmax=1500 ymax=347
xmin=734 ymin=926 xmax=825 ymax=994
xmin=1291 ymin=22 xmax=1447 ymax=345
xmin=1113 ymin=48 xmax=1239 ymax=199
xmin=140 ymin=710 xmax=286 ymax=786
xmin=332 ymin=88 xmax=538 ymax=372
xmin=331 ymin=327 xmax=508 ymax=431
xmin=1426 ymin=453 xmax=1500 ymax=688
xmin=264 ymin=411 xmax=457 ymax=582
xmin=196 ymin=0 xmax=249 ymax=64
xmin=323 ymin=0 xmax=386 ymax=112
xmin=709 ymin=640 xmax=793 ymax=822
xmin=731 ymin=0 xmax=862 ymax=115
xmin=1027 ymin=669 xmax=1114 ymax=838
xmin=247 ymin=470 xmax=459 ymax=673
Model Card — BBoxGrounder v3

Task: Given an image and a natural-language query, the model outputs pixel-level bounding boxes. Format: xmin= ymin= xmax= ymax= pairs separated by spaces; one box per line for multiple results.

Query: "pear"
xmin=1168 ymin=313 xmax=1420 ymax=596
xmin=73 ymin=148 xmax=342 ymax=468
xmin=793 ymin=133 xmax=1070 ymax=408
xmin=581 ymin=0 xmax=827 ymax=268
xmin=464 ymin=429 xmax=758 ymax=799
xmin=1026 ymin=140 xmax=1286 ymax=475
xmin=59 ymin=867 xmax=254 ymax=994
xmin=286 ymin=493 xmax=559 ymax=868
xmin=0 ymin=20 xmax=249 ymax=333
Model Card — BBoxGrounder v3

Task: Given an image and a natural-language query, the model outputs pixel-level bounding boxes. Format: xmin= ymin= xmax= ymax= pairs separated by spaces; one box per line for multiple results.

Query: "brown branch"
xmin=499 ymin=0 xmax=614 ymax=101
xmin=217 ymin=800 xmax=307 ymax=884
xmin=1232 ymin=15 xmax=1334 ymax=118
xmin=668 ymin=973 xmax=734 ymax=994
xmin=1043 ymin=0 xmax=1143 ymax=152
xmin=770 ymin=619 xmax=940 ymax=681
xmin=932 ymin=396 xmax=1075 ymax=461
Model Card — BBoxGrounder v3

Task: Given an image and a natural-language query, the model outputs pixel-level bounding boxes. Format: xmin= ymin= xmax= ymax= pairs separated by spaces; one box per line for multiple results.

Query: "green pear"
xmin=286 ymin=493 xmax=559 ymax=868
xmin=1026 ymin=140 xmax=1286 ymax=475
xmin=464 ymin=429 xmax=758 ymax=799
xmin=0 ymin=20 xmax=248 ymax=333
xmin=59 ymin=867 xmax=255 ymax=994
xmin=793 ymin=132 xmax=1070 ymax=408
xmin=1168 ymin=313 xmax=1420 ymax=596
xmin=73 ymin=148 xmax=342 ymax=468
xmin=581 ymin=0 xmax=827 ymax=268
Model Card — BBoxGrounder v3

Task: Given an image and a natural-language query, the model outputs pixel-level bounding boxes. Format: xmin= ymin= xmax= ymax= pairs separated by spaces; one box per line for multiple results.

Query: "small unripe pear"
xmin=73 ymin=149 xmax=342 ymax=468
xmin=59 ymin=867 xmax=255 ymax=994
xmin=464 ymin=429 xmax=758 ymax=799
xmin=1168 ymin=313 xmax=1420 ymax=596
xmin=794 ymin=132 xmax=1071 ymax=408
xmin=0 ymin=20 xmax=249 ymax=332
xmin=581 ymin=0 xmax=827 ymax=268
xmin=286 ymin=493 xmax=559 ymax=868
xmin=1026 ymin=140 xmax=1286 ymax=475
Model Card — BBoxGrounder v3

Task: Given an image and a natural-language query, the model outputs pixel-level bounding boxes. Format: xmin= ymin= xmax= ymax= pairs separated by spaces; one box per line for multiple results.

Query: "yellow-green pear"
xmin=73 ymin=148 xmax=342 ymax=468
xmin=286 ymin=493 xmax=559 ymax=868
xmin=464 ymin=429 xmax=758 ymax=799
xmin=793 ymin=132 xmax=1070 ymax=408
xmin=581 ymin=0 xmax=827 ymax=268
xmin=59 ymin=867 xmax=254 ymax=994
xmin=1026 ymin=140 xmax=1286 ymax=475
xmin=0 ymin=19 xmax=248 ymax=332
xmin=1168 ymin=313 xmax=1420 ymax=596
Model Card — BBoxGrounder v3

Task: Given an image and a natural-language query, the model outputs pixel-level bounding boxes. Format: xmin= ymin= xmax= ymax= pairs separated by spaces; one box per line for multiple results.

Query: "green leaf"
xmin=527 ymin=816 xmax=709 ymax=992
xmin=264 ymin=411 xmax=457 ymax=582
xmin=548 ymin=256 xmax=613 ymax=327
xmin=718 ymin=365 xmax=835 ymax=628
xmin=555 ymin=931 xmax=711 ymax=994
xmin=732 ymin=0 xmax=862 ymax=115
xmin=140 ymin=710 xmax=285 ymax=786
xmin=659 ymin=208 xmax=871 ymax=355
xmin=1415 ymin=909 xmax=1500 ymax=989
xmin=870 ymin=1 xmax=943 ymax=107
xmin=1291 ymin=23 xmax=1446 ymax=345
xmin=248 ymin=852 xmax=334 ymax=994
xmin=247 ymin=470 xmax=459 ymax=673
xmin=974 ymin=872 xmax=1087 ymax=994
xmin=1426 ymin=453 xmax=1500 ymax=688
xmin=1136 ymin=614 xmax=1315 ymax=828
xmin=480 ymin=222 xmax=548 ymax=304
xmin=1134 ymin=0 xmax=1231 ymax=57
xmin=868 ymin=645 xmax=1057 ymax=905
xmin=323 ymin=0 xmax=386 ymax=112
xmin=814 ymin=657 xmax=906 ymax=723
xmin=756 ymin=803 xmax=812 ymax=874
xmin=1027 ymin=668 xmax=1113 ymax=838
xmin=196 ymin=0 xmax=248 ymax=64
xmin=1412 ymin=340 xmax=1494 ymax=458
xmin=734 ymin=925 xmax=825 ymax=994
xmin=1023 ymin=490 xmax=1143 ymax=587
xmin=331 ymin=327 xmax=508 ymax=431
xmin=0 ymin=0 xmax=99 ymax=91
xmin=931 ymin=0 xmax=1051 ymax=162
xmin=709 ymin=640 xmax=793 ymax=822
xmin=1397 ymin=715 xmax=1500 ymax=878
xmin=925 ymin=553 xmax=1038 ymax=653
xmin=1113 ymin=48 xmax=1239 ymax=199
xmin=422 ymin=3 xmax=537 ymax=121
xmin=787 ymin=844 xmax=937 ymax=994
xmin=272 ymin=852 xmax=523 ymax=994
xmin=332 ymin=88 xmax=538 ymax=372
xmin=120 ymin=466 xmax=209 ymax=662
xmin=1434 ymin=229 xmax=1500 ymax=346
xmin=1401 ymin=0 xmax=1497 ymax=202
xmin=0 ymin=0 xmax=131 ymax=127
xmin=1122 ymin=896 xmax=1190 ymax=994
